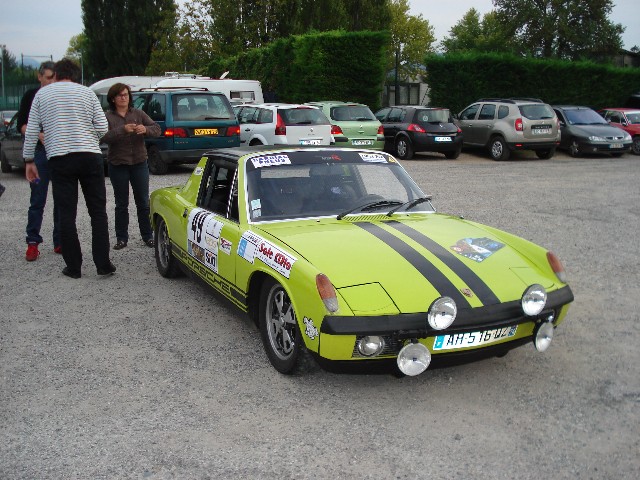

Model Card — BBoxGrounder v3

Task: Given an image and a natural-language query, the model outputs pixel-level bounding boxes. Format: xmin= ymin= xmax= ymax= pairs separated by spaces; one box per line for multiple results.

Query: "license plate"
xmin=532 ymin=128 xmax=551 ymax=135
xmin=433 ymin=325 xmax=517 ymax=351
xmin=610 ymin=143 xmax=623 ymax=149
xmin=194 ymin=128 xmax=218 ymax=136
xmin=352 ymin=139 xmax=374 ymax=146
xmin=300 ymin=139 xmax=322 ymax=145
xmin=434 ymin=136 xmax=452 ymax=142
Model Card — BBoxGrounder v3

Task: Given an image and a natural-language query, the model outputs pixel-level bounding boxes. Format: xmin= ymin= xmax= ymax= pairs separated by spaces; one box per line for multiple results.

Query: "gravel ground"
xmin=1 ymin=149 xmax=639 ymax=479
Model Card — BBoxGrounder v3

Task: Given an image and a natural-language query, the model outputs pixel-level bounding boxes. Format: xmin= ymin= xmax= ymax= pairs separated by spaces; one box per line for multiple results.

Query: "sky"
xmin=1 ymin=0 xmax=638 ymax=64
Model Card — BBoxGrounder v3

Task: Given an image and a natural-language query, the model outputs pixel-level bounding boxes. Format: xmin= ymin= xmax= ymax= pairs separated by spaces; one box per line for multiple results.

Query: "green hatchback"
xmin=306 ymin=101 xmax=384 ymax=150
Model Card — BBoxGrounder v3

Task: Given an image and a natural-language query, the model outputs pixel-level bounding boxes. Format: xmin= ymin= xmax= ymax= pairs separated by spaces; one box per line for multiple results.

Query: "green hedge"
xmin=425 ymin=52 xmax=640 ymax=113
xmin=207 ymin=30 xmax=390 ymax=110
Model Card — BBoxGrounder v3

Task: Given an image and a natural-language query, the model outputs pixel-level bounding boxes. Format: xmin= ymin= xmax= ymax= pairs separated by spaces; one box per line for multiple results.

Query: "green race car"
xmin=150 ymin=146 xmax=573 ymax=376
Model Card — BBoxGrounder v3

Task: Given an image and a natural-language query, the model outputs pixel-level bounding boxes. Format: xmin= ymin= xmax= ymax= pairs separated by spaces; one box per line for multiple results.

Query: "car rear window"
xmin=330 ymin=105 xmax=376 ymax=122
xmin=626 ymin=112 xmax=640 ymax=124
xmin=518 ymin=104 xmax=555 ymax=120
xmin=279 ymin=108 xmax=329 ymax=126
xmin=172 ymin=94 xmax=234 ymax=121
xmin=415 ymin=109 xmax=450 ymax=124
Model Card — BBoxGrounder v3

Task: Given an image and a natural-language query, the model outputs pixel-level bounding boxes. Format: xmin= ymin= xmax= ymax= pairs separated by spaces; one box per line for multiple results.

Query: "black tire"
xmin=148 ymin=146 xmax=168 ymax=175
xmin=154 ymin=216 xmax=181 ymax=278
xmin=249 ymin=139 xmax=264 ymax=146
xmin=568 ymin=139 xmax=581 ymax=158
xmin=1 ymin=150 xmax=12 ymax=173
xmin=632 ymin=137 xmax=640 ymax=155
xmin=395 ymin=136 xmax=414 ymax=160
xmin=258 ymin=277 xmax=304 ymax=374
xmin=489 ymin=136 xmax=509 ymax=161
xmin=535 ymin=148 xmax=555 ymax=160
xmin=444 ymin=147 xmax=461 ymax=159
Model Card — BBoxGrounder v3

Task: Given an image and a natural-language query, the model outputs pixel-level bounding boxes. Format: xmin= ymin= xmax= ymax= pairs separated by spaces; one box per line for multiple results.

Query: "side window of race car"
xmin=198 ymin=158 xmax=238 ymax=221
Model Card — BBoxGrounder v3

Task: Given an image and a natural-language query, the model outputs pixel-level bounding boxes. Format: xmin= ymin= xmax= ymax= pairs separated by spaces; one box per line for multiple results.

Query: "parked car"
xmin=233 ymin=103 xmax=332 ymax=147
xmin=1 ymin=112 xmax=109 ymax=175
xmin=305 ymin=101 xmax=384 ymax=150
xmin=150 ymin=145 xmax=574 ymax=376
xmin=0 ymin=113 xmax=23 ymax=173
xmin=132 ymin=87 xmax=240 ymax=175
xmin=598 ymin=108 xmax=640 ymax=155
xmin=374 ymin=106 xmax=463 ymax=159
xmin=455 ymin=98 xmax=559 ymax=160
xmin=552 ymin=106 xmax=632 ymax=157
xmin=0 ymin=110 xmax=17 ymax=130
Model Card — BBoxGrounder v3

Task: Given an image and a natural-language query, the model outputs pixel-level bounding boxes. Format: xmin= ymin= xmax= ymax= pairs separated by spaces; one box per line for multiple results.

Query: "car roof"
xmin=601 ymin=107 xmax=640 ymax=113
xmin=552 ymin=105 xmax=592 ymax=110
xmin=202 ymin=145 xmax=383 ymax=163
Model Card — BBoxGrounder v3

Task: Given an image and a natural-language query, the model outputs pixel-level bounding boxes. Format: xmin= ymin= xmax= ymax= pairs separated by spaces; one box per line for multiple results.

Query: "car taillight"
xmin=331 ymin=124 xmax=343 ymax=135
xmin=275 ymin=114 xmax=286 ymax=136
xmin=227 ymin=125 xmax=240 ymax=136
xmin=457 ymin=126 xmax=462 ymax=133
xmin=377 ymin=125 xmax=384 ymax=135
xmin=316 ymin=274 xmax=338 ymax=312
xmin=407 ymin=123 xmax=426 ymax=133
xmin=164 ymin=128 xmax=188 ymax=138
xmin=515 ymin=118 xmax=523 ymax=131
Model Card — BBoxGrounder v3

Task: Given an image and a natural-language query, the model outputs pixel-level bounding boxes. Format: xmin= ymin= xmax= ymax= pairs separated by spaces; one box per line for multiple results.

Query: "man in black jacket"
xmin=17 ymin=61 xmax=60 ymax=261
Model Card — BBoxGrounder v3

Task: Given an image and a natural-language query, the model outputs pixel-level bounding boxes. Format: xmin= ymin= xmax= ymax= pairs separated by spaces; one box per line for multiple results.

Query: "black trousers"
xmin=49 ymin=153 xmax=111 ymax=273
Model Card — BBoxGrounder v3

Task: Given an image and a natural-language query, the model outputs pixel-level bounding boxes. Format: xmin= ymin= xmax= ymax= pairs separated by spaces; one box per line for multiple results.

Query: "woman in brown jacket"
xmin=102 ymin=83 xmax=160 ymax=250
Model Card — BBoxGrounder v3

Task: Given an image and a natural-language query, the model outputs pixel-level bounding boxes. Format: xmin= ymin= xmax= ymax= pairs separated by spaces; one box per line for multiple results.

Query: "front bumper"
xmin=316 ymin=285 xmax=573 ymax=366
xmin=574 ymin=141 xmax=632 ymax=155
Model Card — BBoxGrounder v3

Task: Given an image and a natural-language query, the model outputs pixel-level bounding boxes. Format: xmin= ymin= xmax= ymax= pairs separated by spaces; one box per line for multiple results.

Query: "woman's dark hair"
xmin=106 ymin=83 xmax=133 ymax=111
xmin=53 ymin=58 xmax=81 ymax=82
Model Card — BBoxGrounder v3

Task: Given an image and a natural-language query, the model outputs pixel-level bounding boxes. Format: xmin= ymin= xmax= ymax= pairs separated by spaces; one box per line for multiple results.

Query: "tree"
xmin=1 ymin=47 xmax=18 ymax=71
xmin=388 ymin=0 xmax=435 ymax=80
xmin=492 ymin=0 xmax=624 ymax=60
xmin=441 ymin=8 xmax=513 ymax=54
xmin=82 ymin=0 xmax=177 ymax=79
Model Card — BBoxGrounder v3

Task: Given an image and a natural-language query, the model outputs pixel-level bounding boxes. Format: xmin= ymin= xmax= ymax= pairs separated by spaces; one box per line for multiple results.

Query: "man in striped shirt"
xmin=23 ymin=59 xmax=115 ymax=279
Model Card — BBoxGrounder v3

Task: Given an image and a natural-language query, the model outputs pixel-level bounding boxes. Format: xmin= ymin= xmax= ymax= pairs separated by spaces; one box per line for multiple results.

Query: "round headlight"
xmin=428 ymin=297 xmax=457 ymax=330
xmin=397 ymin=342 xmax=431 ymax=376
xmin=534 ymin=322 xmax=554 ymax=352
xmin=521 ymin=284 xmax=547 ymax=316
xmin=357 ymin=336 xmax=385 ymax=357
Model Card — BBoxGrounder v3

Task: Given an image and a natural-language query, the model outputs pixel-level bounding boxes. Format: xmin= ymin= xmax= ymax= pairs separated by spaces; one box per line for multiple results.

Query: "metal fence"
xmin=1 ymin=82 xmax=39 ymax=110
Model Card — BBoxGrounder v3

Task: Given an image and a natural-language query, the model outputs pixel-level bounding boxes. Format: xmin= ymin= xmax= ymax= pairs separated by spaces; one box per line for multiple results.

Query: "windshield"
xmin=416 ymin=109 xmax=451 ymax=123
xmin=519 ymin=104 xmax=555 ymax=120
xmin=564 ymin=109 xmax=607 ymax=125
xmin=245 ymin=150 xmax=432 ymax=221
xmin=330 ymin=105 xmax=376 ymax=122
xmin=626 ymin=112 xmax=640 ymax=124
xmin=173 ymin=94 xmax=234 ymax=120
xmin=279 ymin=108 xmax=329 ymax=125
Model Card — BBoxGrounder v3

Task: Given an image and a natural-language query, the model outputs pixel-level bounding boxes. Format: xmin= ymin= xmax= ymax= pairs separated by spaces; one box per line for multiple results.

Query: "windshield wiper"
xmin=337 ymin=200 xmax=403 ymax=220
xmin=386 ymin=196 xmax=432 ymax=216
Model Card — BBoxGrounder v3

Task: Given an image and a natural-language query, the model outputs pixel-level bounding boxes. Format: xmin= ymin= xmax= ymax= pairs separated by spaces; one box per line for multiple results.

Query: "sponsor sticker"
xmin=303 ymin=317 xmax=319 ymax=340
xmin=237 ymin=232 xmax=296 ymax=278
xmin=250 ymin=154 xmax=291 ymax=168
xmin=450 ymin=237 xmax=504 ymax=263
xmin=194 ymin=167 xmax=204 ymax=176
xmin=220 ymin=237 xmax=232 ymax=255
xmin=187 ymin=208 xmax=224 ymax=272
xmin=359 ymin=152 xmax=388 ymax=163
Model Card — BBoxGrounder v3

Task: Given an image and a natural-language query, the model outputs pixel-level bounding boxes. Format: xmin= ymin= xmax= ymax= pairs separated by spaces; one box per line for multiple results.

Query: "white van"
xmin=90 ymin=73 xmax=264 ymax=107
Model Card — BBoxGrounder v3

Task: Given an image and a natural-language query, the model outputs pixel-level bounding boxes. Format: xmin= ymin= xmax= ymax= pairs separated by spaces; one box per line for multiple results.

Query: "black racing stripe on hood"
xmin=385 ymin=220 xmax=501 ymax=306
xmin=355 ymin=222 xmax=470 ymax=308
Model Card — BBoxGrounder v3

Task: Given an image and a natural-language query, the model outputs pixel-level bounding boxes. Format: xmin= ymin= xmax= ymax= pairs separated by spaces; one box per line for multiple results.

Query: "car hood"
xmin=566 ymin=123 xmax=628 ymax=138
xmin=256 ymin=214 xmax=558 ymax=313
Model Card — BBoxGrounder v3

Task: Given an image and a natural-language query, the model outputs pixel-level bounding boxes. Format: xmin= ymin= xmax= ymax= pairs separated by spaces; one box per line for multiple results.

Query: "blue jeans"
xmin=108 ymin=161 xmax=152 ymax=242
xmin=49 ymin=152 xmax=111 ymax=273
xmin=26 ymin=147 xmax=61 ymax=246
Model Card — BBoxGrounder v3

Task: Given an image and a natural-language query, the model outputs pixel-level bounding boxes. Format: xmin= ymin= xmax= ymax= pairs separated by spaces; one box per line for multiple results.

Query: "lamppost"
xmin=1 ymin=44 xmax=6 ymax=108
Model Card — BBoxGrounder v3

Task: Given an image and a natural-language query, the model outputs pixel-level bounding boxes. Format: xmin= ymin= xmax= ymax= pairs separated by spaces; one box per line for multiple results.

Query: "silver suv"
xmin=455 ymin=98 xmax=560 ymax=160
